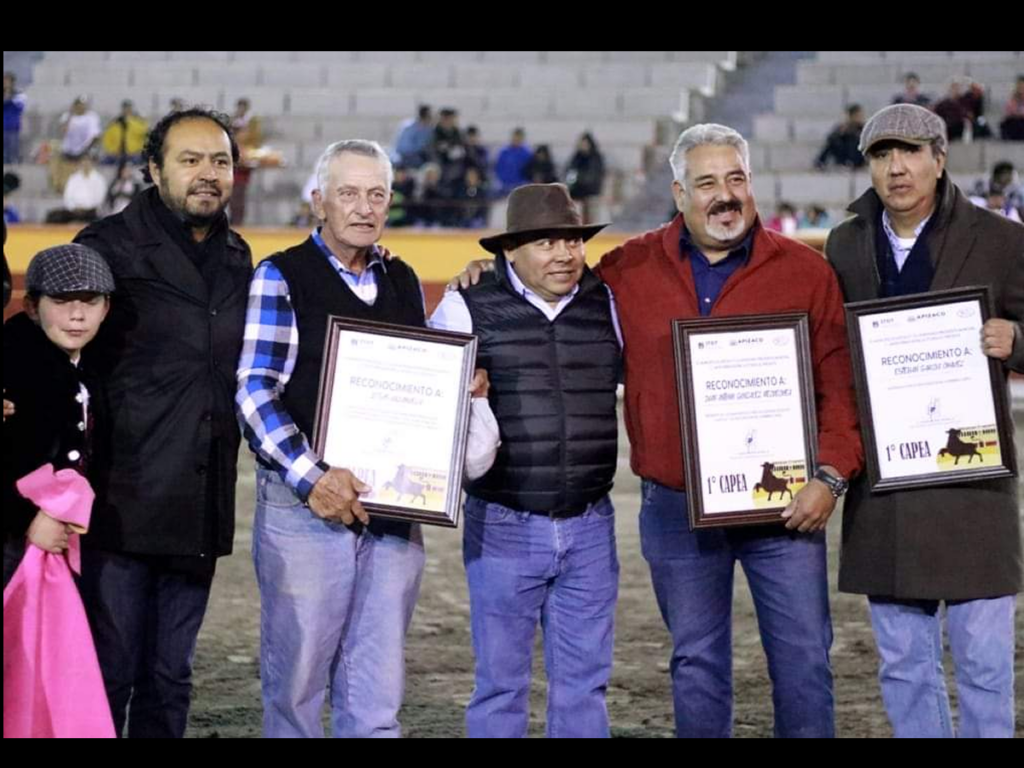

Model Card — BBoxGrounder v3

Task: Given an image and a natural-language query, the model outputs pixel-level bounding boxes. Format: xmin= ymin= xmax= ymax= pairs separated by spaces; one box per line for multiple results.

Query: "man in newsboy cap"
xmin=825 ymin=103 xmax=1024 ymax=738
xmin=430 ymin=183 xmax=623 ymax=738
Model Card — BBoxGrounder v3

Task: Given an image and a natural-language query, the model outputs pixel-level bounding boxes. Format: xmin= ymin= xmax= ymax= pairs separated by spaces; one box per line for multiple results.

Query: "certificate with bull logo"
xmin=846 ymin=287 xmax=1017 ymax=492
xmin=672 ymin=314 xmax=819 ymax=529
xmin=311 ymin=318 xmax=478 ymax=527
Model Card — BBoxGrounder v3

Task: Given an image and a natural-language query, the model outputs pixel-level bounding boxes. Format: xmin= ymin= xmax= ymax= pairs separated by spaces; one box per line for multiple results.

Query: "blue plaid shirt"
xmin=235 ymin=230 xmax=395 ymax=500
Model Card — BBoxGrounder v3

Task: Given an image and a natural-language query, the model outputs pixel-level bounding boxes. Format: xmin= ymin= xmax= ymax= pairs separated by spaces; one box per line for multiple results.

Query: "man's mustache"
xmin=708 ymin=201 xmax=741 ymax=216
xmin=189 ymin=184 xmax=222 ymax=196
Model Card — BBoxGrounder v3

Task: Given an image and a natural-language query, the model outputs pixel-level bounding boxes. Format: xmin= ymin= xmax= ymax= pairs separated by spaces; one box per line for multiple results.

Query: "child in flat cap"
xmin=3 ymin=243 xmax=114 ymax=583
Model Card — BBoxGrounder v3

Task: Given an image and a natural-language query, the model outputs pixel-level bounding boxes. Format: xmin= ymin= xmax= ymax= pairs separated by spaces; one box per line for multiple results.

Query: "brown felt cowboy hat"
xmin=479 ymin=183 xmax=609 ymax=255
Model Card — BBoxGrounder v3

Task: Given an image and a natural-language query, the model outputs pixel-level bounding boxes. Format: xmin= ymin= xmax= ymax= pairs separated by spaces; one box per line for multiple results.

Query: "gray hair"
xmin=315 ymin=139 xmax=393 ymax=195
xmin=669 ymin=123 xmax=751 ymax=188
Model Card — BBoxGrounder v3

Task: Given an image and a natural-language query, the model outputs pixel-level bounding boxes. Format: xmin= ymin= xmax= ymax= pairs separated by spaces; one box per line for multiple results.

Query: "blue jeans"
xmin=463 ymin=494 xmax=619 ymax=738
xmin=869 ymin=596 xmax=1016 ymax=738
xmin=252 ymin=468 xmax=425 ymax=738
xmin=639 ymin=480 xmax=834 ymax=738
xmin=3 ymin=131 xmax=21 ymax=164
xmin=78 ymin=548 xmax=214 ymax=738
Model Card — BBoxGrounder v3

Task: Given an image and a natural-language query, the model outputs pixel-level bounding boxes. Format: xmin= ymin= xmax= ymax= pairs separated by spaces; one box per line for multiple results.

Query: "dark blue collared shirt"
xmin=680 ymin=225 xmax=754 ymax=316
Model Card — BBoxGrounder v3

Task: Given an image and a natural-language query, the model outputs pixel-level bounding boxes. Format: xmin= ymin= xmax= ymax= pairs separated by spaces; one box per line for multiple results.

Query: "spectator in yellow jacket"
xmin=100 ymin=100 xmax=148 ymax=166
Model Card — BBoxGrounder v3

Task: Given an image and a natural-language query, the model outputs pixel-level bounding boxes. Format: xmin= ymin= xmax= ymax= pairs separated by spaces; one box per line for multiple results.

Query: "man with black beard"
xmin=72 ymin=108 xmax=253 ymax=738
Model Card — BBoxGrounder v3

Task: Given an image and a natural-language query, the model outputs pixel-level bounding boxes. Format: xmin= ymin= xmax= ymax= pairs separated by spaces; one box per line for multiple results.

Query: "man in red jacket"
xmin=599 ymin=124 xmax=863 ymax=738
xmin=453 ymin=123 xmax=863 ymax=737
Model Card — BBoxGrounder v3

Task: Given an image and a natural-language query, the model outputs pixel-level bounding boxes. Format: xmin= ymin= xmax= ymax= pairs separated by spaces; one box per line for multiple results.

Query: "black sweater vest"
xmin=461 ymin=258 xmax=620 ymax=512
xmin=268 ymin=237 xmax=425 ymax=442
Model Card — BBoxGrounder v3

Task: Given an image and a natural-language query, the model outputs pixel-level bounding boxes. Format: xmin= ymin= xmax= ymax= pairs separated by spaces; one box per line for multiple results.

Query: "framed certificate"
xmin=672 ymin=314 xmax=819 ymax=529
xmin=311 ymin=317 xmax=478 ymax=527
xmin=845 ymin=286 xmax=1017 ymax=492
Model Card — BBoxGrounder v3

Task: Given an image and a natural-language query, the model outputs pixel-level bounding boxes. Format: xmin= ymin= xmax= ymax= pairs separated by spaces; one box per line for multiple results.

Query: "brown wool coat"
xmin=825 ymin=174 xmax=1024 ymax=600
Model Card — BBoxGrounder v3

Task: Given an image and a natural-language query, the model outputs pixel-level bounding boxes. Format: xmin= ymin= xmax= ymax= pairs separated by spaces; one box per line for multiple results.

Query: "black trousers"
xmin=78 ymin=549 xmax=215 ymax=738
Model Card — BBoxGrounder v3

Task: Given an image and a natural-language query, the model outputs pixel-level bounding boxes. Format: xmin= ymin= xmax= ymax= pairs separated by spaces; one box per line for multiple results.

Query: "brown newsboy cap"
xmin=479 ymin=183 xmax=608 ymax=255
xmin=859 ymin=103 xmax=948 ymax=156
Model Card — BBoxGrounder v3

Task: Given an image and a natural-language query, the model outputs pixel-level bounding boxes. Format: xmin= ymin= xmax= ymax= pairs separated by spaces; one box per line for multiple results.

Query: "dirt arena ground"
xmin=187 ymin=410 xmax=1024 ymax=738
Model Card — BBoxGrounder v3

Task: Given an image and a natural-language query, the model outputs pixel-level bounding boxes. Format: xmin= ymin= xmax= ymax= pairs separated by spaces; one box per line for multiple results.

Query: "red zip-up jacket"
xmin=596 ymin=214 xmax=864 ymax=490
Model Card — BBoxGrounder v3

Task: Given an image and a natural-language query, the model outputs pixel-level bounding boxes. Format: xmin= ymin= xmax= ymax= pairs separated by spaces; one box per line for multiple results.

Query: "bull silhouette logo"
xmin=938 ymin=429 xmax=982 ymax=465
xmin=383 ymin=464 xmax=428 ymax=505
xmin=754 ymin=462 xmax=793 ymax=501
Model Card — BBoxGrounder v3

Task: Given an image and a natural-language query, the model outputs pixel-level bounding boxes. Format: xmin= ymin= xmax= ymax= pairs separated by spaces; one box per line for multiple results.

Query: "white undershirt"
xmin=881 ymin=210 xmax=932 ymax=273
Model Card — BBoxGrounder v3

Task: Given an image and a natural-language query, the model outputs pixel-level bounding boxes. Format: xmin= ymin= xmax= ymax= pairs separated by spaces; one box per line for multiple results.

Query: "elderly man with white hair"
xmin=235 ymin=139 xmax=493 ymax=738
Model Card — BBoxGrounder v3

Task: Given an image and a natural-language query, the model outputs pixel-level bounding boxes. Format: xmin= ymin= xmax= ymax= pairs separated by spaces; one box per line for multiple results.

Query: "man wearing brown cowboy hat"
xmin=454 ymin=126 xmax=863 ymax=738
xmin=431 ymin=182 xmax=623 ymax=738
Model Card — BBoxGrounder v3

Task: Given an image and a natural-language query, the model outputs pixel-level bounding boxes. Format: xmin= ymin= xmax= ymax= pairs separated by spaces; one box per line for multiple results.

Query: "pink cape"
xmin=3 ymin=465 xmax=115 ymax=738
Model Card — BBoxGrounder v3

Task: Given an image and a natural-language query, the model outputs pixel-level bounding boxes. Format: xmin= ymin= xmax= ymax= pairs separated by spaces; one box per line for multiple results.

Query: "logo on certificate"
xmin=378 ymin=464 xmax=448 ymax=510
xmin=935 ymin=425 xmax=1001 ymax=470
xmin=744 ymin=430 xmax=758 ymax=454
xmin=751 ymin=460 xmax=808 ymax=508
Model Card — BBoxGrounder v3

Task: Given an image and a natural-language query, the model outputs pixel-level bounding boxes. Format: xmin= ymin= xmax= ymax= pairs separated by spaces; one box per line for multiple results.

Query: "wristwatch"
xmin=813 ymin=468 xmax=849 ymax=499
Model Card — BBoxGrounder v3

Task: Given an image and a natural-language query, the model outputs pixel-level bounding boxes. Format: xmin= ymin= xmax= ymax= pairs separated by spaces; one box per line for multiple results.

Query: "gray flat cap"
xmin=25 ymin=243 xmax=115 ymax=296
xmin=859 ymin=103 xmax=947 ymax=156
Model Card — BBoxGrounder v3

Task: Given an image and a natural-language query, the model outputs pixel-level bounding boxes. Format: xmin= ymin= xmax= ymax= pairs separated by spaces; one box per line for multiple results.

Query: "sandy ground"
xmin=187 ymin=410 xmax=1024 ymax=738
